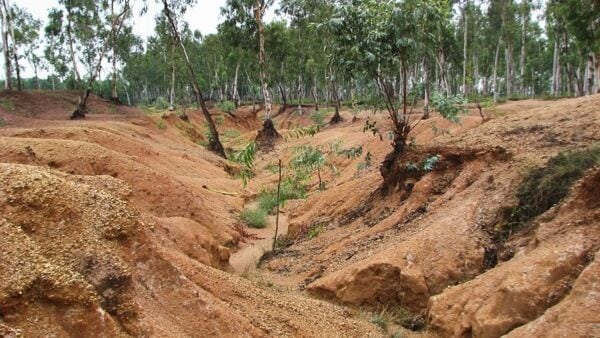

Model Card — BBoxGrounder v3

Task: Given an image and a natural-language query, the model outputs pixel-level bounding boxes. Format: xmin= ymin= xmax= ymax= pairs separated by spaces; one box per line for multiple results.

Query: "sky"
xmin=13 ymin=0 xmax=278 ymax=78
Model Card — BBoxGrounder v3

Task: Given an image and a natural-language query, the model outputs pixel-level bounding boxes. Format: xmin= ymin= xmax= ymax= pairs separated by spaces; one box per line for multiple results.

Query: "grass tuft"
xmin=240 ymin=207 xmax=268 ymax=229
xmin=504 ymin=145 xmax=600 ymax=236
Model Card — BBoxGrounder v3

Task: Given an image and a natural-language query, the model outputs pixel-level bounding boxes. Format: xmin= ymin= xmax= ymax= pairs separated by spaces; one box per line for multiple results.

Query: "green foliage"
xmin=423 ymin=155 xmax=441 ymax=171
xmin=310 ymin=110 xmax=327 ymax=126
xmin=230 ymin=142 xmax=257 ymax=187
xmin=0 ymin=118 xmax=6 ymax=128
xmin=154 ymin=96 xmax=170 ymax=110
xmin=0 ymin=98 xmax=15 ymax=112
xmin=357 ymin=152 xmax=373 ymax=172
xmin=307 ymin=223 xmax=325 ymax=240
xmin=257 ymin=190 xmax=279 ymax=214
xmin=504 ymin=146 xmax=600 ymax=236
xmin=370 ymin=312 xmax=388 ymax=331
xmin=284 ymin=126 xmax=320 ymax=140
xmin=431 ymin=92 xmax=468 ymax=123
xmin=222 ymin=129 xmax=241 ymax=139
xmin=240 ymin=207 xmax=268 ymax=229
xmin=217 ymin=101 xmax=236 ymax=114
xmin=265 ymin=163 xmax=280 ymax=174
xmin=338 ymin=146 xmax=363 ymax=159
xmin=291 ymin=146 xmax=326 ymax=172
xmin=155 ymin=119 xmax=167 ymax=130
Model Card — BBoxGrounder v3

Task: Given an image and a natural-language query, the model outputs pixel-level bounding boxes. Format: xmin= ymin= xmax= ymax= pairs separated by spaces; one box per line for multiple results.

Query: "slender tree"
xmin=161 ymin=0 xmax=226 ymax=158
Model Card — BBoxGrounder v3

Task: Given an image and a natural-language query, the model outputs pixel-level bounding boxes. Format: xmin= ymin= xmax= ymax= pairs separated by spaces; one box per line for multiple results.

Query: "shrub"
xmin=431 ymin=92 xmax=468 ymax=123
xmin=0 ymin=98 xmax=15 ymax=112
xmin=155 ymin=119 xmax=167 ymax=130
xmin=338 ymin=146 xmax=363 ymax=159
xmin=240 ymin=207 xmax=268 ymax=229
xmin=371 ymin=312 xmax=388 ymax=331
xmin=307 ymin=223 xmax=325 ymax=239
xmin=258 ymin=190 xmax=279 ymax=214
xmin=223 ymin=129 xmax=241 ymax=139
xmin=154 ymin=96 xmax=169 ymax=110
xmin=0 ymin=117 xmax=6 ymax=127
xmin=217 ymin=101 xmax=236 ymax=114
xmin=311 ymin=109 xmax=327 ymax=126
xmin=504 ymin=146 xmax=600 ymax=236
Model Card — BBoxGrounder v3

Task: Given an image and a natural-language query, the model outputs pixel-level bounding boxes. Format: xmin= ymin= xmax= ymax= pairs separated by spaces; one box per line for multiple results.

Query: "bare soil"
xmin=0 ymin=90 xmax=599 ymax=337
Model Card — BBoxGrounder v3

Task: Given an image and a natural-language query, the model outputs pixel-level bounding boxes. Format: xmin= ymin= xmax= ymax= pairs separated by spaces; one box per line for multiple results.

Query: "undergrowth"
xmin=240 ymin=207 xmax=267 ymax=229
xmin=503 ymin=145 xmax=600 ymax=237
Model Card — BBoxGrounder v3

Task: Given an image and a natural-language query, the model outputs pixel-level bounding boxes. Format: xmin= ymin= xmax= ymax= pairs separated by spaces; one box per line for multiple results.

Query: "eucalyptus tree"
xmin=0 ymin=0 xmax=18 ymax=90
xmin=330 ymin=0 xmax=461 ymax=185
xmin=44 ymin=9 xmax=67 ymax=90
xmin=222 ymin=0 xmax=281 ymax=149
xmin=58 ymin=0 xmax=132 ymax=119
xmin=12 ymin=5 xmax=42 ymax=90
xmin=161 ymin=0 xmax=226 ymax=158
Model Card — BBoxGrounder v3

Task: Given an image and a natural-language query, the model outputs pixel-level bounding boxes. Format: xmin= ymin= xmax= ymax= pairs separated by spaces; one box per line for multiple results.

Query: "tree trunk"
xmin=110 ymin=0 xmax=119 ymax=102
xmin=594 ymin=52 xmax=600 ymax=94
xmin=254 ymin=0 xmax=279 ymax=150
xmin=233 ymin=60 xmax=240 ymax=108
xmin=162 ymin=0 xmax=226 ymax=158
xmin=3 ymin=0 xmax=19 ymax=90
xmin=493 ymin=36 xmax=502 ymax=103
xmin=0 ymin=1 xmax=11 ymax=90
xmin=462 ymin=0 xmax=468 ymax=96
xmin=312 ymin=83 xmax=319 ymax=112
xmin=169 ymin=42 xmax=175 ymax=110
xmin=34 ymin=64 xmax=40 ymax=90
xmin=66 ymin=5 xmax=82 ymax=88
xmin=329 ymin=71 xmax=343 ymax=125
xmin=551 ymin=38 xmax=560 ymax=97
xmin=505 ymin=43 xmax=513 ymax=98
xmin=72 ymin=0 xmax=129 ymax=119
xmin=423 ymin=59 xmax=430 ymax=119
xmin=276 ymin=82 xmax=287 ymax=116
xmin=519 ymin=1 xmax=528 ymax=95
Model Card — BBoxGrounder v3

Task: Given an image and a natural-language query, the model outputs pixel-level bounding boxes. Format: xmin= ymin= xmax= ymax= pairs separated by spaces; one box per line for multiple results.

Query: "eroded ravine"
xmin=229 ymin=201 xmax=290 ymax=275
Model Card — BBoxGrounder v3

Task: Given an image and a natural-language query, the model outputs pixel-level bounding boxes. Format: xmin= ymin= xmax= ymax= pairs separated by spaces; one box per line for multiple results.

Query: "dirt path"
xmin=229 ymin=204 xmax=289 ymax=275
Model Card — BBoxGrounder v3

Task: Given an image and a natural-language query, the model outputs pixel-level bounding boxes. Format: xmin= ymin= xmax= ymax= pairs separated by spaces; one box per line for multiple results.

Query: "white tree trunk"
xmin=462 ymin=0 xmax=468 ymax=95
xmin=493 ymin=36 xmax=502 ymax=103
xmin=0 ymin=0 xmax=11 ymax=90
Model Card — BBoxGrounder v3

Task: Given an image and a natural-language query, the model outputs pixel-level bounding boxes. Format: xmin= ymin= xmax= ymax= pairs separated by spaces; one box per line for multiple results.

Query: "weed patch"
xmin=240 ymin=207 xmax=268 ymax=229
xmin=503 ymin=146 xmax=600 ymax=237
xmin=0 ymin=98 xmax=15 ymax=112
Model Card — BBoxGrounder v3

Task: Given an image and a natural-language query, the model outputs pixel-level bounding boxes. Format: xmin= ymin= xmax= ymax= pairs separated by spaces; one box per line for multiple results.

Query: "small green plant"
xmin=0 ymin=98 xmax=15 ymax=112
xmin=0 ymin=117 xmax=6 ymax=127
xmin=258 ymin=190 xmax=279 ymax=214
xmin=240 ymin=207 xmax=268 ymax=228
xmin=291 ymin=146 xmax=327 ymax=189
xmin=504 ymin=145 xmax=600 ymax=236
xmin=154 ymin=96 xmax=169 ymax=110
xmin=266 ymin=163 xmax=280 ymax=174
xmin=357 ymin=152 xmax=373 ymax=172
xmin=273 ymin=234 xmax=293 ymax=249
xmin=155 ymin=119 xmax=167 ymax=130
xmin=214 ymin=115 xmax=225 ymax=126
xmin=217 ymin=101 xmax=236 ymax=114
xmin=284 ymin=126 xmax=320 ymax=140
xmin=423 ymin=154 xmax=441 ymax=171
xmin=310 ymin=109 xmax=327 ymax=126
xmin=307 ymin=223 xmax=325 ymax=239
xmin=223 ymin=129 xmax=241 ymax=139
xmin=431 ymin=92 xmax=468 ymax=123
xmin=230 ymin=142 xmax=257 ymax=187
xmin=338 ymin=146 xmax=363 ymax=159
xmin=371 ymin=312 xmax=388 ymax=331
